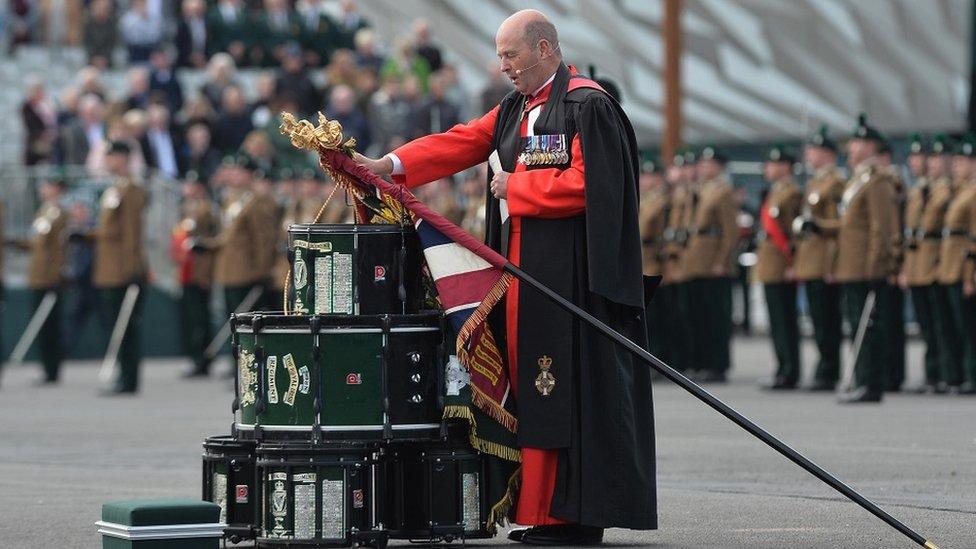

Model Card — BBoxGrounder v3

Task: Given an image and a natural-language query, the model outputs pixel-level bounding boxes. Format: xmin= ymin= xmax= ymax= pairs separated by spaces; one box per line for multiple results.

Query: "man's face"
xmin=40 ymin=182 xmax=62 ymax=202
xmin=496 ymin=27 xmax=543 ymax=95
xmin=763 ymin=161 xmax=790 ymax=182
xmin=907 ymin=154 xmax=925 ymax=177
xmin=698 ymin=159 xmax=723 ymax=180
xmin=846 ymin=138 xmax=878 ymax=167
xmin=639 ymin=173 xmax=663 ymax=194
xmin=804 ymin=146 xmax=835 ymax=170
xmin=951 ymin=155 xmax=971 ymax=181
xmin=926 ymin=155 xmax=947 ymax=179
xmin=105 ymin=152 xmax=129 ymax=176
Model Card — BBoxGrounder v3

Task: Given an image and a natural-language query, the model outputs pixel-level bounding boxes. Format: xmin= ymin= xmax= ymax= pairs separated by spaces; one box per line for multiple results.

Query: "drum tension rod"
xmin=230 ymin=314 xmax=240 ymax=438
xmin=437 ymin=314 xmax=449 ymax=440
xmin=253 ymin=315 xmax=266 ymax=442
xmin=381 ymin=315 xmax=393 ymax=441
xmin=310 ymin=315 xmax=323 ymax=444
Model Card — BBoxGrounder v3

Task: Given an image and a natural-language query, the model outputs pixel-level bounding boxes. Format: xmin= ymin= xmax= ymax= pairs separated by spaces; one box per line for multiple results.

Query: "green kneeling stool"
xmin=97 ymin=499 xmax=224 ymax=549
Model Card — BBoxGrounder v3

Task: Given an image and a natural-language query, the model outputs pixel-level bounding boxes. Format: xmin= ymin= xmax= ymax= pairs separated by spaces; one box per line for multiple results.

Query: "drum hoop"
xmin=235 ymin=422 xmax=441 ymax=432
xmin=234 ymin=326 xmax=439 ymax=334
xmin=288 ymin=223 xmax=414 ymax=234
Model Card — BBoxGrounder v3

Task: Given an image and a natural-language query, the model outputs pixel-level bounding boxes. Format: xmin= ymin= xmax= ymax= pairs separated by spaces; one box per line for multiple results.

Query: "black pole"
xmin=503 ymin=263 xmax=938 ymax=549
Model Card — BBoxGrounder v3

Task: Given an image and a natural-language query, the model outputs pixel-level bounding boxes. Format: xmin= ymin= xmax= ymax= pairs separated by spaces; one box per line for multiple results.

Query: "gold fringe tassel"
xmin=486 ymin=467 xmax=522 ymax=534
xmin=443 ymin=404 xmax=521 ymax=463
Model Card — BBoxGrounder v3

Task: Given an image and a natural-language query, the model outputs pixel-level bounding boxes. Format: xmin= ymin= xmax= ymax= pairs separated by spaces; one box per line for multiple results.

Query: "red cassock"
xmin=392 ymin=79 xmax=586 ymax=525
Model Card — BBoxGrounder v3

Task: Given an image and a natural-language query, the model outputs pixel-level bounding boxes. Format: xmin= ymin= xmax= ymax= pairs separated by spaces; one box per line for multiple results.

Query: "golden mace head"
xmin=278 ymin=111 xmax=357 ymax=154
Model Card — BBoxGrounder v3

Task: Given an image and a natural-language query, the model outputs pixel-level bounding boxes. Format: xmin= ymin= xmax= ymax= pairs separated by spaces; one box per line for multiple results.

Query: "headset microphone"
xmin=515 ymin=59 xmax=541 ymax=75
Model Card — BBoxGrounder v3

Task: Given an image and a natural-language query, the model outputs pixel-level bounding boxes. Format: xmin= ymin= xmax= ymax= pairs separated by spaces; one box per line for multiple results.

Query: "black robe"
xmin=485 ymin=63 xmax=657 ymax=529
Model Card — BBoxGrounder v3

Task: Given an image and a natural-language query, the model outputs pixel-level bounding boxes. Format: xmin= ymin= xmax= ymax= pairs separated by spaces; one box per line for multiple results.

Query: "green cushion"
xmin=101 ymin=499 xmax=220 ymax=527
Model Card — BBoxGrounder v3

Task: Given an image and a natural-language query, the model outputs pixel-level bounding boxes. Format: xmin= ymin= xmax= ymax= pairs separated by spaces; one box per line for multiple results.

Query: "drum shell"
xmin=383 ymin=442 xmax=492 ymax=540
xmin=288 ymin=224 xmax=424 ymax=315
xmin=234 ymin=313 xmax=444 ymax=441
xmin=202 ymin=435 xmax=258 ymax=540
xmin=255 ymin=442 xmax=380 ymax=547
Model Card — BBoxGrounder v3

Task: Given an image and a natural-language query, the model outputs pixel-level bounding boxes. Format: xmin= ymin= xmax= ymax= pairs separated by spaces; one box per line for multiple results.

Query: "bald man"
xmin=358 ymin=9 xmax=656 ymax=545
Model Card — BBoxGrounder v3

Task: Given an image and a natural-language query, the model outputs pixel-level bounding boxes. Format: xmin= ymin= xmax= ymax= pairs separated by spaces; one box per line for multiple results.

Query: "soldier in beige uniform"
xmin=936 ymin=137 xmax=976 ymax=393
xmin=174 ymin=174 xmax=219 ymax=378
xmin=756 ymin=146 xmax=803 ymax=389
xmin=209 ymin=156 xmax=279 ymax=318
xmin=876 ymin=143 xmax=907 ymax=391
xmin=794 ymin=127 xmax=846 ymax=390
xmin=6 ymin=179 xmax=69 ymax=383
xmin=274 ymin=167 xmax=325 ymax=310
xmin=638 ymin=158 xmax=671 ymax=363
xmin=664 ymin=150 xmax=695 ymax=372
xmin=902 ymin=135 xmax=949 ymax=392
xmin=92 ymin=141 xmax=149 ymax=395
xmin=683 ymin=146 xmax=739 ymax=381
xmin=819 ymin=115 xmax=895 ymax=403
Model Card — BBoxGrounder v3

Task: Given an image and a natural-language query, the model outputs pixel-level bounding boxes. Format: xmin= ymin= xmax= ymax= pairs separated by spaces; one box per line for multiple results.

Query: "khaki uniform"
xmin=663 ymin=185 xmax=692 ymax=285
xmin=794 ymin=167 xmax=846 ymax=387
xmin=936 ymin=182 xmax=976 ymax=387
xmin=93 ymin=179 xmax=148 ymax=288
xmin=756 ymin=178 xmax=802 ymax=386
xmin=639 ymin=185 xmax=673 ymax=364
xmin=823 ymin=164 xmax=895 ymax=393
xmin=213 ymin=190 xmax=278 ymax=288
xmin=93 ymin=178 xmax=148 ymax=393
xmin=683 ymin=176 xmax=738 ymax=376
xmin=176 ymin=196 xmax=219 ymax=375
xmin=879 ymin=167 xmax=907 ymax=390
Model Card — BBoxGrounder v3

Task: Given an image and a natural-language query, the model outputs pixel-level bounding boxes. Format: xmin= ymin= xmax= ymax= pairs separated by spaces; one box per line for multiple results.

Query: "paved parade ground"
xmin=0 ymin=336 xmax=973 ymax=548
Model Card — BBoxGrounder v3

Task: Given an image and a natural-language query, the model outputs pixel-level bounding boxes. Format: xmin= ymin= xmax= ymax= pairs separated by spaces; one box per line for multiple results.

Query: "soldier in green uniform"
xmin=683 ymin=146 xmax=739 ymax=381
xmin=250 ymin=0 xmax=304 ymax=67
xmin=935 ymin=137 xmax=976 ymax=393
xmin=6 ymin=178 xmax=68 ymax=384
xmin=756 ymin=146 xmax=803 ymax=389
xmin=638 ymin=157 xmax=671 ymax=363
xmin=876 ymin=142 xmax=907 ymax=391
xmin=206 ymin=0 xmax=252 ymax=66
xmin=174 ymin=173 xmax=219 ymax=378
xmin=794 ymin=126 xmax=846 ymax=390
xmin=93 ymin=142 xmax=149 ymax=395
xmin=820 ymin=115 xmax=895 ymax=403
xmin=903 ymin=135 xmax=950 ymax=392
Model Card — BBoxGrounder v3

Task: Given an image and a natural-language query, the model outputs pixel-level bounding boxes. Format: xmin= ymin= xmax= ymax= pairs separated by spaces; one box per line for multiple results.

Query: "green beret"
xmin=807 ymin=124 xmax=837 ymax=151
xmin=931 ymin=134 xmax=952 ymax=155
xmin=851 ymin=112 xmax=884 ymax=142
xmin=908 ymin=133 xmax=927 ymax=155
xmin=954 ymin=135 xmax=975 ymax=157
xmin=106 ymin=140 xmax=131 ymax=155
xmin=699 ymin=145 xmax=728 ymax=164
xmin=682 ymin=148 xmax=697 ymax=165
xmin=766 ymin=144 xmax=796 ymax=164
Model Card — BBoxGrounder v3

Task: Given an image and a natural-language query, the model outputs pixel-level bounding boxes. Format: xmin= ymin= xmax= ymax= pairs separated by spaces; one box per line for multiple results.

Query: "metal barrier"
xmin=1 ymin=164 xmax=182 ymax=296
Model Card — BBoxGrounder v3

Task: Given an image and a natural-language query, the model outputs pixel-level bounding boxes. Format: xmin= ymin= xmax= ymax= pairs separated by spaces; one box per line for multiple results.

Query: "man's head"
xmin=927 ymin=135 xmax=951 ymax=179
xmin=127 ymin=67 xmax=150 ymax=97
xmin=697 ymin=146 xmax=727 ymax=180
xmin=763 ymin=146 xmax=795 ymax=182
xmin=182 ymin=0 xmax=204 ymax=18
xmin=183 ymin=174 xmax=208 ymax=199
xmin=185 ymin=123 xmax=211 ymax=152
xmin=39 ymin=178 xmax=66 ymax=202
xmin=78 ymin=94 xmax=104 ymax=125
xmin=329 ymin=85 xmax=357 ymax=115
xmin=495 ymin=10 xmax=562 ymax=95
xmin=413 ymin=18 xmax=431 ymax=45
xmin=804 ymin=125 xmax=837 ymax=170
xmin=150 ymin=47 xmax=173 ymax=71
xmin=105 ymin=141 xmax=131 ymax=176
xmin=638 ymin=159 xmax=665 ymax=194
xmin=147 ymin=104 xmax=170 ymax=131
xmin=951 ymin=137 xmax=974 ymax=181
xmin=221 ymin=85 xmax=247 ymax=115
xmin=846 ymin=113 xmax=883 ymax=167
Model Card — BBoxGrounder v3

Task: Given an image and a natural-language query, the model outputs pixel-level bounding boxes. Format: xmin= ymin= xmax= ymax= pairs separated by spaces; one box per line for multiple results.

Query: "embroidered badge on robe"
xmin=535 ymin=355 xmax=555 ymax=396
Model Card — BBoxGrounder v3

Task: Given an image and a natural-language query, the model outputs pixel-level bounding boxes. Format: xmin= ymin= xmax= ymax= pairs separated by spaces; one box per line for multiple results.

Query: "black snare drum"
xmin=255 ymin=441 xmax=386 ymax=548
xmin=287 ymin=224 xmax=424 ymax=315
xmin=383 ymin=438 xmax=492 ymax=542
xmin=202 ymin=435 xmax=258 ymax=543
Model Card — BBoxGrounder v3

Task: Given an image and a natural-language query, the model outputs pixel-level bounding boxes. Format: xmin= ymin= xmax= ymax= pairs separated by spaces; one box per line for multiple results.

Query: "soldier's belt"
xmin=915 ymin=229 xmax=941 ymax=240
xmin=943 ymin=229 xmax=968 ymax=238
xmin=693 ymin=226 xmax=721 ymax=237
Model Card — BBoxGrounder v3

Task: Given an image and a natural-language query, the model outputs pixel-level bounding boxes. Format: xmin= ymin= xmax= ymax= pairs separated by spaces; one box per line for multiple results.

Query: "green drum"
xmin=255 ymin=442 xmax=385 ymax=548
xmin=233 ymin=312 xmax=445 ymax=441
xmin=288 ymin=224 xmax=424 ymax=315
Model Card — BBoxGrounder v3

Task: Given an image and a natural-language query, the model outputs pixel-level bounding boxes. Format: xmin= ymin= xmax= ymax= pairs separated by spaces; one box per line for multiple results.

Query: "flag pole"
xmin=502 ymin=263 xmax=937 ymax=549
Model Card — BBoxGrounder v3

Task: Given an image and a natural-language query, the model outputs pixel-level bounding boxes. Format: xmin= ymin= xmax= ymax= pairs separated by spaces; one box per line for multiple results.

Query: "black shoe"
xmin=31 ymin=377 xmax=59 ymax=387
xmin=508 ymin=528 xmax=531 ymax=542
xmin=885 ymin=385 xmax=903 ymax=393
xmin=696 ymin=371 xmax=727 ymax=383
xmin=760 ymin=377 xmax=796 ymax=390
xmin=945 ymin=384 xmax=962 ymax=395
xmin=100 ymin=386 xmax=137 ymax=396
xmin=805 ymin=380 xmax=836 ymax=392
xmin=838 ymin=387 xmax=882 ymax=404
xmin=181 ymin=366 xmax=209 ymax=379
xmin=933 ymin=382 xmax=948 ymax=394
xmin=906 ymin=383 xmax=937 ymax=394
xmin=959 ymin=383 xmax=976 ymax=395
xmin=518 ymin=524 xmax=604 ymax=546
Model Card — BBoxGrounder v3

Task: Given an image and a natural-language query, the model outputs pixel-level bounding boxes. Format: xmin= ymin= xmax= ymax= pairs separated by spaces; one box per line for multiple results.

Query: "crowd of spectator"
xmin=12 ymin=0 xmax=515 ymax=233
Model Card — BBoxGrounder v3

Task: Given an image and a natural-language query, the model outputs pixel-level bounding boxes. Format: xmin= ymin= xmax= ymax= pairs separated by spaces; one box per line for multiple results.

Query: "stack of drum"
xmin=202 ymin=224 xmax=491 ymax=548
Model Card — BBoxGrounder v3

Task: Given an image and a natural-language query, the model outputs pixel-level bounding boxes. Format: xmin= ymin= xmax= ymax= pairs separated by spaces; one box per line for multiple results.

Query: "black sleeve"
xmin=577 ymin=94 xmax=644 ymax=310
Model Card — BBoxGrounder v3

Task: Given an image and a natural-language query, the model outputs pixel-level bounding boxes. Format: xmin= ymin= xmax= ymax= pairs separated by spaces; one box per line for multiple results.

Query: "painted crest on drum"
xmin=293 ymin=249 xmax=309 ymax=314
xmin=269 ymin=472 xmax=288 ymax=538
xmin=298 ymin=365 xmax=310 ymax=395
xmin=293 ymin=472 xmax=317 ymax=538
xmin=446 ymin=355 xmax=470 ymax=396
xmin=212 ymin=472 xmax=227 ymax=524
xmin=321 ymin=478 xmax=345 ymax=539
xmin=238 ymin=348 xmax=256 ymax=407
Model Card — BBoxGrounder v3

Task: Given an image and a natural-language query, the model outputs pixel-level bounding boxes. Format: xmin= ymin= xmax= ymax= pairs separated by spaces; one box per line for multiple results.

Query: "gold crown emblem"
xmin=538 ymin=355 xmax=553 ymax=369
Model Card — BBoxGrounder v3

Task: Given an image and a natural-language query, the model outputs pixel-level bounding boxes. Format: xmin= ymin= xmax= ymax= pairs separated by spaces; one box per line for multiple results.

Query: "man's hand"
xmin=354 ymin=152 xmax=393 ymax=176
xmin=491 ymin=170 xmax=510 ymax=199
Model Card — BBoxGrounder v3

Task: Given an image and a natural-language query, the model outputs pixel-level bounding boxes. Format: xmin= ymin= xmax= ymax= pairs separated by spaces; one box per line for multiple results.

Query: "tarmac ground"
xmin=0 ymin=335 xmax=973 ymax=548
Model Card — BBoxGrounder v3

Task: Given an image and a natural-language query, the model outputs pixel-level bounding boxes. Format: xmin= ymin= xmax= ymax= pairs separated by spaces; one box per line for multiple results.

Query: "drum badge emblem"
xmin=535 ymin=355 xmax=555 ymax=396
xmin=235 ymin=485 xmax=249 ymax=503
xmin=352 ymin=489 xmax=365 ymax=509
xmin=271 ymin=479 xmax=287 ymax=536
xmin=346 ymin=373 xmax=362 ymax=385
xmin=374 ymin=265 xmax=386 ymax=281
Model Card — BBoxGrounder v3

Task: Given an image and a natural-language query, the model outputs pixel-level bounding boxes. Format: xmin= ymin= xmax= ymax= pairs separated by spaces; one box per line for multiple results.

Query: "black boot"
xmin=514 ymin=524 xmax=604 ymax=546
xmin=838 ymin=386 xmax=882 ymax=404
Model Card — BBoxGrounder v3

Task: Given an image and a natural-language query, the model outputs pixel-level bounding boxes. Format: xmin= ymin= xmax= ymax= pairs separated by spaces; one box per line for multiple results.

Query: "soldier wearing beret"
xmin=756 ymin=146 xmax=803 ymax=389
xmin=794 ymin=126 xmax=846 ymax=391
xmin=664 ymin=150 xmax=695 ymax=372
xmin=876 ymin=141 xmax=907 ymax=391
xmin=818 ymin=115 xmax=896 ymax=403
xmin=93 ymin=141 xmax=149 ymax=395
xmin=936 ymin=136 xmax=976 ymax=393
xmin=6 ymin=178 xmax=69 ymax=384
xmin=682 ymin=146 xmax=739 ymax=381
xmin=172 ymin=173 xmax=219 ymax=378
xmin=638 ymin=156 xmax=672 ymax=363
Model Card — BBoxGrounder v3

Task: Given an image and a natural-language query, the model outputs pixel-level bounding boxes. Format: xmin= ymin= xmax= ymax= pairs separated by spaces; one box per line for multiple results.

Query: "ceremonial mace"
xmin=280 ymin=112 xmax=940 ymax=549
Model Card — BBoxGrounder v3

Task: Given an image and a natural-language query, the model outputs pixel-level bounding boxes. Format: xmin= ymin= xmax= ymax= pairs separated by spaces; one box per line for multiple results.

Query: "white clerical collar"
xmin=529 ymin=72 xmax=557 ymax=99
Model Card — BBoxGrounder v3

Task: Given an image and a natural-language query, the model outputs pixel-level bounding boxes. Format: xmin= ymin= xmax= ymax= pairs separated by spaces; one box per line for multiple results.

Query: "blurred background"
xmin=0 ymin=0 xmax=972 ymax=359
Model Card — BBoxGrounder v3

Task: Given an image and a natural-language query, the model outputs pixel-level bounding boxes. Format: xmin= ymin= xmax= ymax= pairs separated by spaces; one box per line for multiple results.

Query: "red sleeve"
xmin=507 ymin=133 xmax=586 ymax=218
xmin=393 ymin=106 xmax=498 ymax=189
